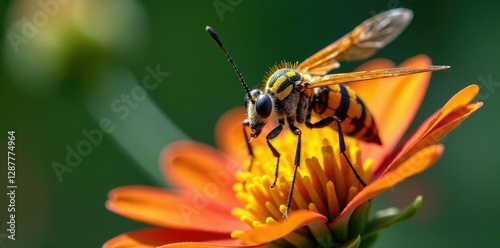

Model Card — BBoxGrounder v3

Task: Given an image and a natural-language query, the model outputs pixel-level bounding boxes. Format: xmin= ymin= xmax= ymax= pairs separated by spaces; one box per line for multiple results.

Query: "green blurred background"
xmin=0 ymin=0 xmax=499 ymax=247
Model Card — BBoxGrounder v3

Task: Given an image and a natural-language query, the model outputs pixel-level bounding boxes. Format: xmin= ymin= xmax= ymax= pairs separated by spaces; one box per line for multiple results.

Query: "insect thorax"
xmin=264 ymin=66 xmax=303 ymax=102
xmin=261 ymin=63 xmax=314 ymax=123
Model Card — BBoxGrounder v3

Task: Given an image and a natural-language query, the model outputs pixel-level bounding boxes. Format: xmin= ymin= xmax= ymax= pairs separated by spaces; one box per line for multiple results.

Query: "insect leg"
xmin=283 ymin=123 xmax=302 ymax=218
xmin=242 ymin=119 xmax=254 ymax=172
xmin=306 ymin=114 xmax=367 ymax=187
xmin=267 ymin=118 xmax=285 ymax=188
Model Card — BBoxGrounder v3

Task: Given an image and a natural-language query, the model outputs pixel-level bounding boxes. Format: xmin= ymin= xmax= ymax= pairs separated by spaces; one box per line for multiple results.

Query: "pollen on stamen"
xmin=305 ymin=157 xmax=329 ymax=196
xmin=326 ymin=181 xmax=341 ymax=219
xmin=264 ymin=201 xmax=282 ymax=220
xmin=301 ymin=176 xmax=328 ymax=214
xmin=231 ymin=126 xmax=374 ymax=246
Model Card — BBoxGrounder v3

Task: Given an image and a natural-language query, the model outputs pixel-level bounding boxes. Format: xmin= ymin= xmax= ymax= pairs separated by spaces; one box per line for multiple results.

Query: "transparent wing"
xmin=306 ymin=66 xmax=450 ymax=88
xmin=298 ymin=8 xmax=413 ymax=75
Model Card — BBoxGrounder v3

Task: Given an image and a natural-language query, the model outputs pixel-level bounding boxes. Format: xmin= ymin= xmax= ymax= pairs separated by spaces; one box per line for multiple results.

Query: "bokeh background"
xmin=0 ymin=0 xmax=499 ymax=247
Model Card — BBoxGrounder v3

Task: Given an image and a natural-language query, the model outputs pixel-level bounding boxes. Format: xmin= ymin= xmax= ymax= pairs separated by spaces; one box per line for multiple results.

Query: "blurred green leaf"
xmin=341 ymin=235 xmax=361 ymax=248
xmin=364 ymin=196 xmax=423 ymax=238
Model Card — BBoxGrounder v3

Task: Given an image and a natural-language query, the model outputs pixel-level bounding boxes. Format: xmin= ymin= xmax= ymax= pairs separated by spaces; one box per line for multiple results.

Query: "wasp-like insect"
xmin=207 ymin=8 xmax=449 ymax=217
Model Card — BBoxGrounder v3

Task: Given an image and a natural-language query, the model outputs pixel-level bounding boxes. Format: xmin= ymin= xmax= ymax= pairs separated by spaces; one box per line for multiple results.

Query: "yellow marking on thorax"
xmin=267 ymin=70 xmax=302 ymax=101
xmin=268 ymin=75 xmax=286 ymax=92
xmin=269 ymin=75 xmax=295 ymax=101
xmin=276 ymin=85 xmax=294 ymax=100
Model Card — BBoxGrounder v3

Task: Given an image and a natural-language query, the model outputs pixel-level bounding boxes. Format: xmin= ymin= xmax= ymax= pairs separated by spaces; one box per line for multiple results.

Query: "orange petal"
xmin=159 ymin=239 xmax=263 ymax=248
xmin=401 ymin=85 xmax=479 ymax=146
xmin=334 ymin=144 xmax=444 ymax=223
xmin=380 ymin=101 xmax=481 ymax=177
xmin=215 ymin=108 xmax=270 ymax=164
xmin=215 ymin=108 xmax=251 ymax=163
xmin=103 ymin=228 xmax=230 ymax=248
xmin=236 ymin=210 xmax=327 ymax=244
xmin=353 ymin=55 xmax=433 ymax=170
xmin=161 ymin=141 xmax=241 ymax=210
xmin=106 ymin=186 xmax=247 ymax=233
xmin=374 ymin=85 xmax=482 ymax=178
xmin=349 ymin=58 xmax=396 ymax=105
xmin=353 ymin=58 xmax=396 ymax=71
xmin=374 ymin=55 xmax=432 ymax=150
xmin=425 ymin=84 xmax=479 ymax=132
xmin=348 ymin=58 xmax=397 ymax=141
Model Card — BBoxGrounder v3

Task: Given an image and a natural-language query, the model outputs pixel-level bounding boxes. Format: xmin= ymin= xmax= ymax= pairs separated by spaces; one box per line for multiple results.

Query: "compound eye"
xmin=255 ymin=94 xmax=272 ymax=118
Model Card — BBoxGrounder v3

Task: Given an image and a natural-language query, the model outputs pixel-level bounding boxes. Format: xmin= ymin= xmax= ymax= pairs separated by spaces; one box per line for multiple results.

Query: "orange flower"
xmin=103 ymin=55 xmax=482 ymax=247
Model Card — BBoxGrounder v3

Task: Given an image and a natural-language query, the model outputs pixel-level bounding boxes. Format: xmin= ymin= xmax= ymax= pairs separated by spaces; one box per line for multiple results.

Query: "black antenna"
xmin=206 ymin=26 xmax=254 ymax=103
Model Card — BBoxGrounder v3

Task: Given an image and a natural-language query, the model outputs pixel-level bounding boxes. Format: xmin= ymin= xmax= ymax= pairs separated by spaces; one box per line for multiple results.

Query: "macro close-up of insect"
xmin=207 ymin=8 xmax=449 ymax=218
xmin=2 ymin=0 xmax=494 ymax=246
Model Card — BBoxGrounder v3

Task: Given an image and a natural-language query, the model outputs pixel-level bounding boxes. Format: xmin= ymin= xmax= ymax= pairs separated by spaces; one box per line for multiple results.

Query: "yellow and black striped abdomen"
xmin=313 ymin=84 xmax=381 ymax=144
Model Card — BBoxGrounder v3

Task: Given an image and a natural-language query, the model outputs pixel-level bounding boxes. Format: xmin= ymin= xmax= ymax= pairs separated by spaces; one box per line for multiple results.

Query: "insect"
xmin=206 ymin=8 xmax=449 ymax=218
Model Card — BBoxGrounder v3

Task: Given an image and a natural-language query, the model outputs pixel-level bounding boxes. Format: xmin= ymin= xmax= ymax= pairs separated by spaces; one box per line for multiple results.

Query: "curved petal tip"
xmin=235 ymin=210 xmax=327 ymax=244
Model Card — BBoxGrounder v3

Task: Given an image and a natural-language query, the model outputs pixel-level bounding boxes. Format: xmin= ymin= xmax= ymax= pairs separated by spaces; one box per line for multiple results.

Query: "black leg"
xmin=242 ymin=119 xmax=254 ymax=172
xmin=266 ymin=118 xmax=285 ymax=188
xmin=305 ymin=115 xmax=367 ymax=187
xmin=283 ymin=124 xmax=302 ymax=218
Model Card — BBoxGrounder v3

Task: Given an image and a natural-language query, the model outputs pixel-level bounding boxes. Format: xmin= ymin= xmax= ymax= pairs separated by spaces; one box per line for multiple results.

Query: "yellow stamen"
xmin=231 ymin=125 xmax=373 ymax=245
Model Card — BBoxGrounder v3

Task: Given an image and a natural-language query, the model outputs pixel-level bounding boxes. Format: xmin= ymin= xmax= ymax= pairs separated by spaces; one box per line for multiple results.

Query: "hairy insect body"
xmin=264 ymin=66 xmax=381 ymax=144
xmin=265 ymin=68 xmax=311 ymax=123
xmin=206 ymin=7 xmax=449 ymax=217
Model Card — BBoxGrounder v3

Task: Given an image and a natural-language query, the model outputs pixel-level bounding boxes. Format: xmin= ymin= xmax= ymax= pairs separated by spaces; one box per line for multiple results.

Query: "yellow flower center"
xmin=231 ymin=124 xmax=374 ymax=246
